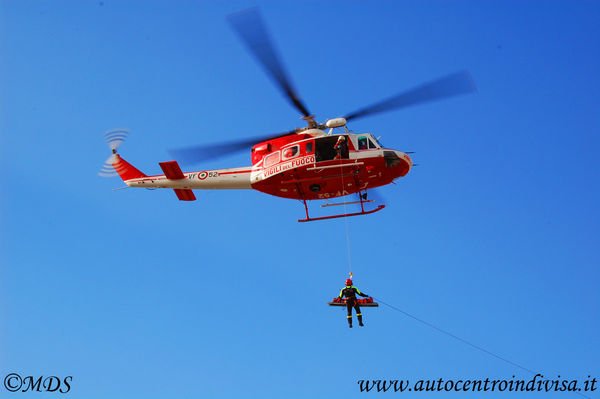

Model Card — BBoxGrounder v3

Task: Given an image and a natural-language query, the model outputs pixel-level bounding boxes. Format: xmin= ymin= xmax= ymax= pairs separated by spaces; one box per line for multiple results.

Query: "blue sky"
xmin=1 ymin=1 xmax=598 ymax=398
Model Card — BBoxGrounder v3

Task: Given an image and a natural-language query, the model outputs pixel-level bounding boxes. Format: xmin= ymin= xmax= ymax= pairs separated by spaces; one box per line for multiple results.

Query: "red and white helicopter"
xmin=100 ymin=9 xmax=475 ymax=222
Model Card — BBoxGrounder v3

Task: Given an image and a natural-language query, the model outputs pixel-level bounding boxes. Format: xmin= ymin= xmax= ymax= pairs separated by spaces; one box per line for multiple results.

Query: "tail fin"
xmin=112 ymin=154 xmax=146 ymax=181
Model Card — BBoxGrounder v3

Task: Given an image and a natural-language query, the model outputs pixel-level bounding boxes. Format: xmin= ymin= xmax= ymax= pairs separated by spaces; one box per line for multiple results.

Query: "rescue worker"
xmin=339 ymin=278 xmax=369 ymax=328
xmin=333 ymin=135 xmax=346 ymax=160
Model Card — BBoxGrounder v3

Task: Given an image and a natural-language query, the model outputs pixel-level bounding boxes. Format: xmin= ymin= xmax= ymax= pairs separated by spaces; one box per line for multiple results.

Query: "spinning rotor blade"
xmin=169 ymin=130 xmax=296 ymax=165
xmin=99 ymin=129 xmax=129 ymax=177
xmin=104 ymin=128 xmax=129 ymax=151
xmin=344 ymin=70 xmax=476 ymax=122
xmin=228 ymin=8 xmax=311 ymax=118
xmin=99 ymin=154 xmax=118 ymax=177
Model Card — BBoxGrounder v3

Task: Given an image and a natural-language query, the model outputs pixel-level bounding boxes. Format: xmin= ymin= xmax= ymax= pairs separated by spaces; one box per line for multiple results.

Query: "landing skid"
xmin=294 ymin=168 xmax=385 ymax=222
xmin=298 ymin=204 xmax=385 ymax=222
xmin=297 ymin=181 xmax=385 ymax=222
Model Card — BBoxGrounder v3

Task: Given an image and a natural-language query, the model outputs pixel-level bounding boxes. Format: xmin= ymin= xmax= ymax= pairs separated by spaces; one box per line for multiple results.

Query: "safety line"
xmin=374 ymin=297 xmax=592 ymax=399
xmin=374 ymin=296 xmax=536 ymax=374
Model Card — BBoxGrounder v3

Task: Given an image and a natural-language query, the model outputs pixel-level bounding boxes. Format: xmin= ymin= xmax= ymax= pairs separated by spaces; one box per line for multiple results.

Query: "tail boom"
xmin=124 ymin=166 xmax=253 ymax=190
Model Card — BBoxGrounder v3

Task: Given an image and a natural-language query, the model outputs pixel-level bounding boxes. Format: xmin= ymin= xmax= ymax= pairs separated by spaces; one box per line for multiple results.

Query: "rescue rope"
xmin=374 ymin=297 xmax=592 ymax=399
xmin=375 ymin=297 xmax=533 ymax=373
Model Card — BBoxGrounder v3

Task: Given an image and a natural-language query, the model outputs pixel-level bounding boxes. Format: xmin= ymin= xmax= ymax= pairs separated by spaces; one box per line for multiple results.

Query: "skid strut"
xmin=292 ymin=166 xmax=385 ymax=222
xmin=298 ymin=204 xmax=385 ymax=222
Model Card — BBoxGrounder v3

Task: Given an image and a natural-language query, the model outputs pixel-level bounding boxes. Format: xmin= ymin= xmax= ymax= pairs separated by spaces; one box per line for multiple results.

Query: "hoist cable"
xmin=337 ymin=146 xmax=352 ymax=277
xmin=343 ymin=206 xmax=353 ymax=276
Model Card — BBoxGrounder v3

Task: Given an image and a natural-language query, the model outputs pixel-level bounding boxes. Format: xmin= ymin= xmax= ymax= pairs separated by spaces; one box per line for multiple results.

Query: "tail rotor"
xmin=99 ymin=129 xmax=129 ymax=177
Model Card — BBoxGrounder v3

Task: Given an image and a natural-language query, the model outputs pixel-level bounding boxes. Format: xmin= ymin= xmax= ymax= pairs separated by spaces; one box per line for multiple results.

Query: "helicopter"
xmin=100 ymin=9 xmax=476 ymax=222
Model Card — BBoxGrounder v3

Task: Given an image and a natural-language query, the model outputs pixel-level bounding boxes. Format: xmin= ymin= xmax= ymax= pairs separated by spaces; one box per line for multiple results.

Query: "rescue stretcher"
xmin=328 ymin=297 xmax=379 ymax=307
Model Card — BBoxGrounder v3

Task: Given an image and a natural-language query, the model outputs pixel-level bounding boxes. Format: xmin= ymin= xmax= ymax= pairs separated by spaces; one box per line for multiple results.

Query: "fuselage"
xmin=124 ymin=130 xmax=412 ymax=200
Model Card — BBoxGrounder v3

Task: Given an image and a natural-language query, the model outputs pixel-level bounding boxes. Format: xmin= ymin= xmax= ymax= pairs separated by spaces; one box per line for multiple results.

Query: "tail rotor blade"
xmin=228 ymin=8 xmax=311 ymax=118
xmin=344 ymin=70 xmax=476 ymax=122
xmin=100 ymin=129 xmax=128 ymax=177
xmin=98 ymin=154 xmax=118 ymax=177
xmin=104 ymin=128 xmax=129 ymax=151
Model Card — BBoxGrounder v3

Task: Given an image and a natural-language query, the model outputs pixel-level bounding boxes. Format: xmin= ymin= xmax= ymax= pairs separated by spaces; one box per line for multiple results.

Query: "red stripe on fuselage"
xmin=217 ymin=170 xmax=252 ymax=175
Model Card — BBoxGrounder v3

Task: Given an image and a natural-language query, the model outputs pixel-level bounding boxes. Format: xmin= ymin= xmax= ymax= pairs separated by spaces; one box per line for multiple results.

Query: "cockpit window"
xmin=282 ymin=145 xmax=299 ymax=160
xmin=368 ymin=139 xmax=377 ymax=149
xmin=358 ymin=136 xmax=368 ymax=150
xmin=264 ymin=151 xmax=280 ymax=167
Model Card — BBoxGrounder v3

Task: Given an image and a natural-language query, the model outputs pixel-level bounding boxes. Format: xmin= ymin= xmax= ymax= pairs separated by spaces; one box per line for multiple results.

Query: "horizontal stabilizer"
xmin=159 ymin=161 xmax=186 ymax=180
xmin=174 ymin=189 xmax=196 ymax=201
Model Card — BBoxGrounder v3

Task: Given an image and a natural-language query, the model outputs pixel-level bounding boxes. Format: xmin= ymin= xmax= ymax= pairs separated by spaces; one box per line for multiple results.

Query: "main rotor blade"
xmin=344 ymin=70 xmax=476 ymax=122
xmin=169 ymin=130 xmax=296 ymax=166
xmin=228 ymin=8 xmax=311 ymax=117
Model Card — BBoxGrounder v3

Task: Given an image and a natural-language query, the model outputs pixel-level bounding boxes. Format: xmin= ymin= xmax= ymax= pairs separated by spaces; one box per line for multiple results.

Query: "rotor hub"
xmin=301 ymin=115 xmax=318 ymax=128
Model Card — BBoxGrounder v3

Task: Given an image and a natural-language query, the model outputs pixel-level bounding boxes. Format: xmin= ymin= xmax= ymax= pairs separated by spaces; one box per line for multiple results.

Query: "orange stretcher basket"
xmin=328 ymin=297 xmax=379 ymax=307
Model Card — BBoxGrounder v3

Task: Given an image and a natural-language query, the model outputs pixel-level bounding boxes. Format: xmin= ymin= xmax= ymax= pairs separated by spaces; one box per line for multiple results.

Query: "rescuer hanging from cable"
xmin=339 ymin=278 xmax=369 ymax=328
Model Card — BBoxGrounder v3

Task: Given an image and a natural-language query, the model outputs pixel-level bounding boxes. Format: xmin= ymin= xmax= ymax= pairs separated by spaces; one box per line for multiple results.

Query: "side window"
xmin=305 ymin=142 xmax=313 ymax=154
xmin=282 ymin=145 xmax=299 ymax=160
xmin=368 ymin=139 xmax=377 ymax=149
xmin=358 ymin=136 xmax=368 ymax=150
xmin=264 ymin=151 xmax=280 ymax=167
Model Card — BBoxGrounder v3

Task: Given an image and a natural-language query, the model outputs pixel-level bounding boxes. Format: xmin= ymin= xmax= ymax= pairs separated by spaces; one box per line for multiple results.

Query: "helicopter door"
xmin=315 ymin=135 xmax=348 ymax=162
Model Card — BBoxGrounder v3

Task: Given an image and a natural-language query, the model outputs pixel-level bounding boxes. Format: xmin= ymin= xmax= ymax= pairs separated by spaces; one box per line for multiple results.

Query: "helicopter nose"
xmin=398 ymin=151 xmax=412 ymax=169
xmin=384 ymin=150 xmax=412 ymax=176
xmin=397 ymin=151 xmax=412 ymax=176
